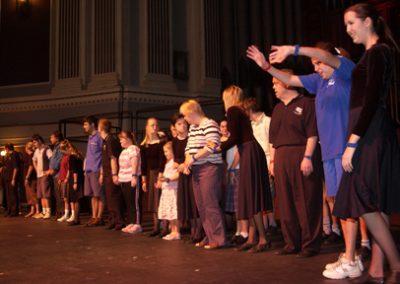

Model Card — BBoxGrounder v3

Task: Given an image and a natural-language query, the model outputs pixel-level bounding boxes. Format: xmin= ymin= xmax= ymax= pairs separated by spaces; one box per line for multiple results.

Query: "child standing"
xmin=157 ymin=142 xmax=180 ymax=241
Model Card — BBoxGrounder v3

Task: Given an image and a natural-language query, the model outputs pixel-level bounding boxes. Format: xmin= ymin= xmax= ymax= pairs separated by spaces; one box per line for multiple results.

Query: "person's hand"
xmin=184 ymin=155 xmax=194 ymax=168
xmin=206 ymin=141 xmax=221 ymax=153
xmin=173 ymin=162 xmax=179 ymax=169
xmin=183 ymin=166 xmax=191 ymax=175
xmin=62 ymin=179 xmax=68 ymax=184
xmin=246 ymin=45 xmax=270 ymax=70
xmin=73 ymin=183 xmax=77 ymax=191
xmin=24 ymin=179 xmax=29 ymax=187
xmin=269 ymin=45 xmax=294 ymax=64
xmin=155 ymin=180 xmax=162 ymax=189
xmin=47 ymin=169 xmax=54 ymax=176
xmin=142 ymin=182 xmax=147 ymax=192
xmin=342 ymin=147 xmax=356 ymax=173
xmin=11 ymin=179 xmax=15 ymax=187
xmin=269 ymin=162 xmax=275 ymax=177
xmin=99 ymin=174 xmax=103 ymax=185
xmin=177 ymin=163 xmax=185 ymax=173
xmin=131 ymin=176 xmax=137 ymax=188
xmin=300 ymin=158 xmax=313 ymax=177
xmin=112 ymin=175 xmax=119 ymax=185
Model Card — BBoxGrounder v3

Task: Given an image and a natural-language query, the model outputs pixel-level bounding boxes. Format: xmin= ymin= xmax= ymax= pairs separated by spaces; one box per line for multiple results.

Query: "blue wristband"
xmin=294 ymin=45 xmax=300 ymax=57
xmin=192 ymin=154 xmax=198 ymax=162
xmin=303 ymin=155 xmax=312 ymax=160
xmin=212 ymin=145 xmax=219 ymax=153
xmin=346 ymin=142 xmax=358 ymax=148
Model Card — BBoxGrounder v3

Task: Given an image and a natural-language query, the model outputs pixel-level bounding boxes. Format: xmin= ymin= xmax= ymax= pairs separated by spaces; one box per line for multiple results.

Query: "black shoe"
xmin=67 ymin=220 xmax=81 ymax=226
xmin=266 ymin=225 xmax=278 ymax=236
xmin=114 ymin=224 xmax=124 ymax=231
xmin=235 ymin=235 xmax=248 ymax=245
xmin=148 ymin=230 xmax=160 ymax=237
xmin=159 ymin=230 xmax=169 ymax=238
xmin=322 ymin=232 xmax=331 ymax=242
xmin=248 ymin=240 xmax=272 ymax=253
xmin=359 ymin=246 xmax=371 ymax=261
xmin=324 ymin=232 xmax=343 ymax=245
xmin=235 ymin=243 xmax=254 ymax=252
xmin=296 ymin=250 xmax=318 ymax=258
xmin=105 ymin=223 xmax=115 ymax=230
xmin=275 ymin=249 xmax=299 ymax=256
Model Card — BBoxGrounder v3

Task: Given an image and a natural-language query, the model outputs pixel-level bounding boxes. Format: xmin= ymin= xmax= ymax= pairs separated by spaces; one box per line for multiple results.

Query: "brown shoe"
xmin=92 ymin=218 xmax=104 ymax=226
xmin=85 ymin=217 xmax=96 ymax=227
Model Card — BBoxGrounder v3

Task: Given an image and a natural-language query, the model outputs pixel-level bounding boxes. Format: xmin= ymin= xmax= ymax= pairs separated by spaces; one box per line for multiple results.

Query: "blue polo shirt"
xmin=85 ymin=131 xmax=103 ymax=172
xmin=299 ymin=56 xmax=355 ymax=161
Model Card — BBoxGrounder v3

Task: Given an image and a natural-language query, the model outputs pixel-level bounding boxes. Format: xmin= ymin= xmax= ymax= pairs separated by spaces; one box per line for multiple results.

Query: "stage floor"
xmin=1 ymin=214 xmax=397 ymax=284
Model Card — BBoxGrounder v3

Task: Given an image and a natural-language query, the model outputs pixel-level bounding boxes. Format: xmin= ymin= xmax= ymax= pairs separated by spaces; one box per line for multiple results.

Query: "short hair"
xmin=242 ymin=97 xmax=263 ymax=113
xmin=179 ymin=100 xmax=204 ymax=116
xmin=170 ymin=112 xmax=185 ymax=126
xmin=32 ymin=134 xmax=44 ymax=143
xmin=98 ymin=118 xmax=112 ymax=133
xmin=118 ymin=130 xmax=137 ymax=145
xmin=25 ymin=141 xmax=34 ymax=152
xmin=51 ymin=130 xmax=64 ymax=141
xmin=5 ymin=143 xmax=14 ymax=151
xmin=83 ymin=115 xmax=98 ymax=127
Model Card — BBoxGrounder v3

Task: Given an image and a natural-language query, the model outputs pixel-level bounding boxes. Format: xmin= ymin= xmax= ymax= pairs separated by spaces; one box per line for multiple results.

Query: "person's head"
xmin=118 ymin=130 xmax=137 ymax=149
xmin=60 ymin=139 xmax=83 ymax=159
xmin=242 ymin=97 xmax=263 ymax=121
xmin=59 ymin=139 xmax=70 ymax=154
xmin=83 ymin=116 xmax=98 ymax=134
xmin=344 ymin=3 xmax=399 ymax=50
xmin=50 ymin=130 xmax=63 ymax=146
xmin=31 ymin=134 xmax=45 ymax=148
xmin=222 ymin=85 xmax=243 ymax=112
xmin=179 ymin=100 xmax=205 ymax=125
xmin=219 ymin=119 xmax=229 ymax=138
xmin=310 ymin=42 xmax=340 ymax=80
xmin=98 ymin=118 xmax=112 ymax=135
xmin=272 ymin=69 xmax=297 ymax=101
xmin=25 ymin=141 xmax=34 ymax=154
xmin=163 ymin=141 xmax=174 ymax=161
xmin=5 ymin=143 xmax=14 ymax=154
xmin=171 ymin=113 xmax=188 ymax=136
xmin=145 ymin=118 xmax=159 ymax=137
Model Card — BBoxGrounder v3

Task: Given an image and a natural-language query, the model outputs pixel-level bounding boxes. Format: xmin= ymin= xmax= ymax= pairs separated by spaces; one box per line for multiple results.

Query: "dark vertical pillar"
xmin=220 ymin=0 xmax=236 ymax=89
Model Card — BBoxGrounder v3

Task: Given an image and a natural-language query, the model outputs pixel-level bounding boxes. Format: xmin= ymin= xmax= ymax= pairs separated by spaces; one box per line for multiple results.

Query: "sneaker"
xmin=66 ymin=215 xmax=75 ymax=222
xmin=322 ymin=257 xmax=362 ymax=279
xmin=57 ymin=214 xmax=69 ymax=222
xmin=122 ymin=224 xmax=135 ymax=233
xmin=163 ymin=233 xmax=181 ymax=241
xmin=127 ymin=224 xmax=142 ymax=234
xmin=325 ymin=253 xmax=364 ymax=272
xmin=33 ymin=213 xmax=44 ymax=219
xmin=43 ymin=212 xmax=51 ymax=220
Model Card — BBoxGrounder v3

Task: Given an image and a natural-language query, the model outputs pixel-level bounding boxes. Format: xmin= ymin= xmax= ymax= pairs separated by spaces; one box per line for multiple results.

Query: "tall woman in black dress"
xmin=325 ymin=3 xmax=400 ymax=282
xmin=216 ymin=85 xmax=272 ymax=253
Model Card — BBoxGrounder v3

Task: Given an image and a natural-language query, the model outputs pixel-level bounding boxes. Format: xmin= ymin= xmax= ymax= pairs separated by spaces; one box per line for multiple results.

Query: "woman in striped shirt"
xmin=179 ymin=100 xmax=226 ymax=249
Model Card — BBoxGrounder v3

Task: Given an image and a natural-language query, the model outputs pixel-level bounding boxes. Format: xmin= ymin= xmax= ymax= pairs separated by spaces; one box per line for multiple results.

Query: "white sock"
xmin=69 ymin=210 xmax=75 ymax=219
xmin=46 ymin=208 xmax=51 ymax=214
xmin=240 ymin=232 xmax=249 ymax=238
xmin=64 ymin=209 xmax=70 ymax=217
xmin=323 ymin=216 xmax=331 ymax=235
xmin=361 ymin=239 xmax=371 ymax=250
xmin=332 ymin=224 xmax=341 ymax=236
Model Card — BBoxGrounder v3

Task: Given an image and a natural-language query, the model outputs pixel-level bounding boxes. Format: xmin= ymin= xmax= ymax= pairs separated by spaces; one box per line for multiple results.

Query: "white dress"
xmin=158 ymin=159 xmax=178 ymax=220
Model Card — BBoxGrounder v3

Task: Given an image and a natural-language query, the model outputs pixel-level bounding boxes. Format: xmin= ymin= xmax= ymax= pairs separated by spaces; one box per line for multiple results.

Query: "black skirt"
xmin=333 ymin=107 xmax=400 ymax=219
xmin=177 ymin=173 xmax=198 ymax=221
xmin=237 ymin=140 xmax=272 ymax=219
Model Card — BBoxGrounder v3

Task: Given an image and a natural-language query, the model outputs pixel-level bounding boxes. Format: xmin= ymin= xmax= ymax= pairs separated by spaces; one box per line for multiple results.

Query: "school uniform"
xmin=270 ymin=95 xmax=323 ymax=254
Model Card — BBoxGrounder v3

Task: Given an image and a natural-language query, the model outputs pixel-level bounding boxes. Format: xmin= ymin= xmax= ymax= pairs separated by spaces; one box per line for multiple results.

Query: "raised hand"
xmin=269 ymin=45 xmax=293 ymax=64
xmin=246 ymin=45 xmax=269 ymax=69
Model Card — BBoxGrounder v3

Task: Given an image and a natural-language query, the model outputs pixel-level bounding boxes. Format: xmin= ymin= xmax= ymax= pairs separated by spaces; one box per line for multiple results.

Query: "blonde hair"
xmin=222 ymin=85 xmax=243 ymax=110
xmin=141 ymin=117 xmax=160 ymax=146
xmin=179 ymin=100 xmax=204 ymax=117
xmin=60 ymin=139 xmax=84 ymax=160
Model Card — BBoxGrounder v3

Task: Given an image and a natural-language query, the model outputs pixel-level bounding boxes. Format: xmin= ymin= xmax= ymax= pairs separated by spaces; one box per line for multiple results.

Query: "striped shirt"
xmin=185 ymin=117 xmax=223 ymax=165
xmin=118 ymin=145 xmax=141 ymax=182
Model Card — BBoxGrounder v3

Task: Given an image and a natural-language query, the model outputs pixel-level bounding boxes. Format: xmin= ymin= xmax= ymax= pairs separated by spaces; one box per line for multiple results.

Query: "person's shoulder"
xmin=368 ymin=43 xmax=392 ymax=58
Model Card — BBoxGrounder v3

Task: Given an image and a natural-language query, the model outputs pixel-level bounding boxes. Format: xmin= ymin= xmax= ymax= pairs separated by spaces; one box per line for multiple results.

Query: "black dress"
xmin=220 ymin=106 xmax=272 ymax=219
xmin=333 ymin=43 xmax=400 ymax=219
xmin=173 ymin=137 xmax=198 ymax=221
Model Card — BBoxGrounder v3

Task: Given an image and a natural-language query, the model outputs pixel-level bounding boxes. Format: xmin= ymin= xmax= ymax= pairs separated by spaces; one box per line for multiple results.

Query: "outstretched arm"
xmin=269 ymin=45 xmax=341 ymax=69
xmin=246 ymin=45 xmax=303 ymax=88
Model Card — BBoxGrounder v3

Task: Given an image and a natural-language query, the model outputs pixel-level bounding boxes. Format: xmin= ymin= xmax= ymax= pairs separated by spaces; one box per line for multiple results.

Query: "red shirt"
xmin=58 ymin=154 xmax=70 ymax=181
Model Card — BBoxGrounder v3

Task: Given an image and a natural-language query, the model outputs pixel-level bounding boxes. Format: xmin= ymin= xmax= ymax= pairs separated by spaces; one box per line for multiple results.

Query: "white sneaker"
xmin=33 ymin=213 xmax=43 ymax=219
xmin=43 ymin=212 xmax=51 ymax=219
xmin=127 ymin=224 xmax=143 ymax=234
xmin=57 ymin=214 xmax=69 ymax=222
xmin=122 ymin=224 xmax=135 ymax=233
xmin=325 ymin=253 xmax=364 ymax=271
xmin=163 ymin=233 xmax=180 ymax=241
xmin=322 ymin=257 xmax=362 ymax=279
xmin=66 ymin=215 xmax=75 ymax=222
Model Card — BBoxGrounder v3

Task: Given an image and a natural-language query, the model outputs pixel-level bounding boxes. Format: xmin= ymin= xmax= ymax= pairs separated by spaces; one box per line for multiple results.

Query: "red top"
xmin=58 ymin=154 xmax=70 ymax=182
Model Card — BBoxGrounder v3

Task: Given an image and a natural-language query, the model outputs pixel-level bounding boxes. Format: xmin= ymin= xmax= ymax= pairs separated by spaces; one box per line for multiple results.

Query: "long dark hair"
xmin=345 ymin=3 xmax=399 ymax=51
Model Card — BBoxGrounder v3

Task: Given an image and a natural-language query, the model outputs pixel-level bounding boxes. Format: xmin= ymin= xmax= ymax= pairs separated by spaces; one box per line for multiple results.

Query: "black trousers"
xmin=5 ymin=181 xmax=19 ymax=215
xmin=274 ymin=146 xmax=323 ymax=253
xmin=104 ymin=176 xmax=124 ymax=226
xmin=120 ymin=180 xmax=142 ymax=225
xmin=53 ymin=177 xmax=64 ymax=215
